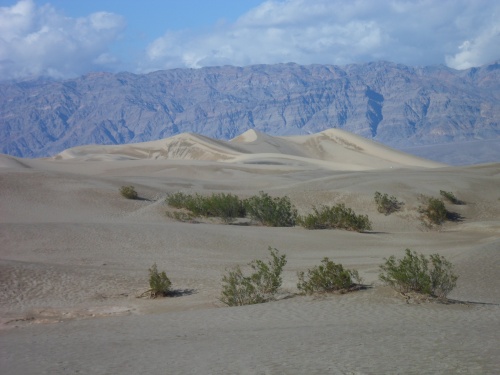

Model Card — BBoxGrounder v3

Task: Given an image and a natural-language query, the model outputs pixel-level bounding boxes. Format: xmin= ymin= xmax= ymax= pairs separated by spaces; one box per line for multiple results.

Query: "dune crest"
xmin=53 ymin=128 xmax=445 ymax=170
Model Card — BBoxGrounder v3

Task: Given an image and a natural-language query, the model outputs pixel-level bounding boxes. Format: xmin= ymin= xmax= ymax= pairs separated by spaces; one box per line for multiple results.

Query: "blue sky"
xmin=1 ymin=0 xmax=499 ymax=80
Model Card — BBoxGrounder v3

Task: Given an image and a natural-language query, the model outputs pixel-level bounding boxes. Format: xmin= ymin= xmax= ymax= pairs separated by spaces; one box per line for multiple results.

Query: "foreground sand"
xmin=1 ymin=130 xmax=499 ymax=374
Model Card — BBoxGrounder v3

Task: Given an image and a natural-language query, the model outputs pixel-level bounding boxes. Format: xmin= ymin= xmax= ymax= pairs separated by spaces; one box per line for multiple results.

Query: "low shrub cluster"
xmin=166 ymin=191 xmax=298 ymax=227
xmin=297 ymin=258 xmax=362 ymax=294
xmin=119 ymin=185 xmax=138 ymax=200
xmin=379 ymin=249 xmax=458 ymax=299
xmin=419 ymin=197 xmax=448 ymax=226
xmin=145 ymin=248 xmax=458 ymax=306
xmin=166 ymin=192 xmax=245 ymax=223
xmin=298 ymin=204 xmax=372 ymax=232
xmin=374 ymin=191 xmax=403 ymax=215
xmin=244 ymin=191 xmax=298 ymax=227
xmin=220 ymin=247 xmax=287 ymax=306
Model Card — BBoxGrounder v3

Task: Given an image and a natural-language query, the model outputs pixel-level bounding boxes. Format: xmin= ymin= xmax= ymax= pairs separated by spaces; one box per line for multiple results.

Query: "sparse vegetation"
xmin=297 ymin=258 xmax=362 ymax=294
xmin=119 ymin=185 xmax=138 ymax=200
xmin=298 ymin=204 xmax=372 ymax=232
xmin=379 ymin=249 xmax=458 ymax=300
xmin=166 ymin=191 xmax=374 ymax=231
xmin=243 ymin=192 xmax=298 ymax=227
xmin=220 ymin=247 xmax=287 ymax=306
xmin=419 ymin=196 xmax=448 ymax=226
xmin=165 ymin=191 xmax=191 ymax=209
xmin=374 ymin=191 xmax=403 ymax=215
xmin=146 ymin=263 xmax=172 ymax=298
xmin=166 ymin=192 xmax=246 ymax=223
xmin=440 ymin=190 xmax=463 ymax=205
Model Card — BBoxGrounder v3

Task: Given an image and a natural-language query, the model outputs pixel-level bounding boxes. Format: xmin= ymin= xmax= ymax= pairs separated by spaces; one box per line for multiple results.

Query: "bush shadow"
xmin=167 ymin=288 xmax=197 ymax=298
xmin=446 ymin=211 xmax=465 ymax=222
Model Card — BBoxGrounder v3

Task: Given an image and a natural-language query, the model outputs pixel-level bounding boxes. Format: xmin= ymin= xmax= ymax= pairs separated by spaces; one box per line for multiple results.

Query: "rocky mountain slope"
xmin=1 ymin=61 xmax=499 ymax=159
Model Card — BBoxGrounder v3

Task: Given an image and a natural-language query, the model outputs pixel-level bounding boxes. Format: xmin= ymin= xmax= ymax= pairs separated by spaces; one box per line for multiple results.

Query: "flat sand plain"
xmin=1 ymin=129 xmax=499 ymax=374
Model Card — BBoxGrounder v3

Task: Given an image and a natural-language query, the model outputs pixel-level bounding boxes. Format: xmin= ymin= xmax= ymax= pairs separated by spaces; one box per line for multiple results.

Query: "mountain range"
xmin=1 ymin=61 xmax=499 ymax=163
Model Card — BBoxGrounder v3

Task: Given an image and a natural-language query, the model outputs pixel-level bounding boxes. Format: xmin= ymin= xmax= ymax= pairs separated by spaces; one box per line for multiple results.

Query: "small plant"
xmin=374 ymin=191 xmax=403 ymax=215
xmin=419 ymin=197 xmax=448 ymax=226
xmin=379 ymin=249 xmax=458 ymax=299
xmin=297 ymin=258 xmax=362 ymax=294
xmin=147 ymin=263 xmax=172 ymax=298
xmin=298 ymin=204 xmax=372 ymax=232
xmin=244 ymin=192 xmax=298 ymax=227
xmin=119 ymin=185 xmax=138 ymax=199
xmin=440 ymin=190 xmax=463 ymax=205
xmin=220 ymin=247 xmax=287 ymax=306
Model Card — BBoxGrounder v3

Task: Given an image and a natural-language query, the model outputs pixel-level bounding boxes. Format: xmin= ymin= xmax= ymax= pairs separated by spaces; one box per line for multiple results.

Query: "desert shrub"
xmin=166 ymin=192 xmax=191 ymax=208
xmin=419 ymin=197 xmax=448 ymax=226
xmin=243 ymin=192 xmax=298 ymax=227
xmin=166 ymin=192 xmax=246 ymax=222
xmin=440 ymin=190 xmax=463 ymax=205
xmin=148 ymin=263 xmax=172 ymax=298
xmin=379 ymin=249 xmax=458 ymax=299
xmin=119 ymin=185 xmax=138 ymax=200
xmin=298 ymin=204 xmax=372 ymax=232
xmin=297 ymin=258 xmax=362 ymax=294
xmin=202 ymin=193 xmax=246 ymax=223
xmin=220 ymin=247 xmax=287 ymax=306
xmin=374 ymin=191 xmax=403 ymax=215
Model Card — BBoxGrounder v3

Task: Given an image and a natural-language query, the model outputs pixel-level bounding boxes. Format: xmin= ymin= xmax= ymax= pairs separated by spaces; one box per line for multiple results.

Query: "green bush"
xmin=440 ymin=190 xmax=463 ymax=205
xmin=148 ymin=263 xmax=172 ymax=298
xmin=419 ymin=197 xmax=448 ymax=226
xmin=297 ymin=258 xmax=362 ymax=294
xmin=243 ymin=192 xmax=298 ymax=227
xmin=119 ymin=185 xmax=138 ymax=200
xmin=165 ymin=192 xmax=191 ymax=208
xmin=204 ymin=193 xmax=246 ymax=223
xmin=220 ymin=247 xmax=287 ymax=306
xmin=298 ymin=204 xmax=372 ymax=232
xmin=166 ymin=192 xmax=246 ymax=223
xmin=374 ymin=191 xmax=403 ymax=215
xmin=379 ymin=249 xmax=458 ymax=299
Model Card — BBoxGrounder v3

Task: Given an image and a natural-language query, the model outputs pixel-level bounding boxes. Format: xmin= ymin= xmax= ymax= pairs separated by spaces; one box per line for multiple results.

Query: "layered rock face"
xmin=1 ymin=61 xmax=499 ymax=158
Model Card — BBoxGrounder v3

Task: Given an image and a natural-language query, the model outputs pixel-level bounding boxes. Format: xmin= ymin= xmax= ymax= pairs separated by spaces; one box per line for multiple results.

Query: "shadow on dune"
xmin=446 ymin=211 xmax=465 ymax=222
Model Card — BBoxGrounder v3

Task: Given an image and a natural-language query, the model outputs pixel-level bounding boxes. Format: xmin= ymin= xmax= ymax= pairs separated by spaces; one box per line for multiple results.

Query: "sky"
xmin=0 ymin=0 xmax=499 ymax=80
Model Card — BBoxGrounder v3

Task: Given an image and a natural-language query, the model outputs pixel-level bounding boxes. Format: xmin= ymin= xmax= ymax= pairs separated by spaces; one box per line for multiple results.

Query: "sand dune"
xmin=0 ymin=128 xmax=499 ymax=374
xmin=54 ymin=128 xmax=445 ymax=170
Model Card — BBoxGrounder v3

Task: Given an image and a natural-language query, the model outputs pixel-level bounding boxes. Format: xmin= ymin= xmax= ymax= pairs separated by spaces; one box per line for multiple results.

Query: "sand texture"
xmin=1 ymin=129 xmax=499 ymax=374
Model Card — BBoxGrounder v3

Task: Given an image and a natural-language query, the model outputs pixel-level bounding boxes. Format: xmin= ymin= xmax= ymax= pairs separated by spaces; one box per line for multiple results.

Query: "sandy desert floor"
xmin=1 ymin=129 xmax=499 ymax=374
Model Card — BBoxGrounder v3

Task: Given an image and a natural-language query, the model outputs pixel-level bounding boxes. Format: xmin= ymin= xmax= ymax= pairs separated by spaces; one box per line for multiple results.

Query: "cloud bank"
xmin=0 ymin=0 xmax=498 ymax=80
xmin=0 ymin=0 xmax=125 ymax=79
xmin=141 ymin=0 xmax=500 ymax=72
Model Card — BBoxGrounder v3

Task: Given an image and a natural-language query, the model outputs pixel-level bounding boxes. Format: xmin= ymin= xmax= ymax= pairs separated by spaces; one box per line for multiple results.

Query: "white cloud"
xmin=446 ymin=21 xmax=500 ymax=69
xmin=0 ymin=0 xmax=125 ymax=80
xmin=140 ymin=0 xmax=500 ymax=72
xmin=1 ymin=0 xmax=498 ymax=79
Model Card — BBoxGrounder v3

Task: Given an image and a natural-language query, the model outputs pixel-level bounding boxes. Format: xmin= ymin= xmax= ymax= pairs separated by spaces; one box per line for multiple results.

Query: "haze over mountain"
xmin=1 ymin=61 xmax=499 ymax=163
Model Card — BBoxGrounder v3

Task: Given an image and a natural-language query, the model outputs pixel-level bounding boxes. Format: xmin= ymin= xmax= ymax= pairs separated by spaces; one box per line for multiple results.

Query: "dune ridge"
xmin=51 ymin=127 xmax=445 ymax=170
